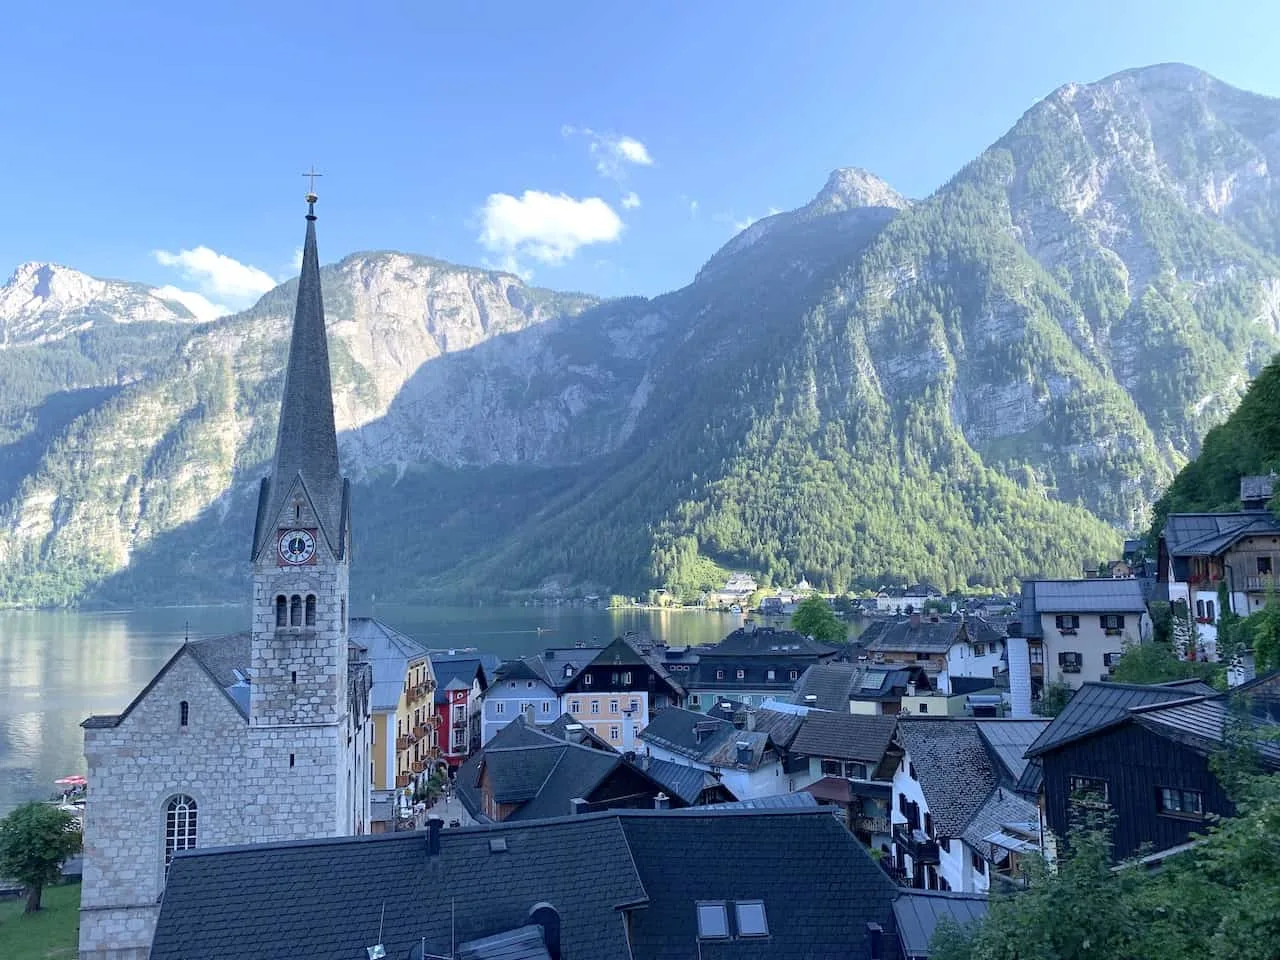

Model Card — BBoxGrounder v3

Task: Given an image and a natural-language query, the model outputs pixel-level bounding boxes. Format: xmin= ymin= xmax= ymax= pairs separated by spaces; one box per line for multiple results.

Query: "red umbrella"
xmin=55 ymin=775 xmax=87 ymax=786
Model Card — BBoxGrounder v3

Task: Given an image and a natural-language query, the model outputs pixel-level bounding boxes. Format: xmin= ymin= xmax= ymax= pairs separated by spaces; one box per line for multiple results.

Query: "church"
xmin=78 ymin=190 xmax=374 ymax=960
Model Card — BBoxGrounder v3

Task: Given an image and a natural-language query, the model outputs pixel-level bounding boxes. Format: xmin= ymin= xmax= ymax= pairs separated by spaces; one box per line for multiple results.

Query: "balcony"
xmin=413 ymin=725 xmax=428 ymax=741
xmin=395 ymin=774 xmax=412 ymax=789
xmin=412 ymin=759 xmax=427 ymax=774
xmin=396 ymin=735 xmax=411 ymax=752
xmin=1247 ymin=575 xmax=1276 ymax=592
xmin=893 ymin=824 xmax=940 ymax=864
xmin=857 ymin=814 xmax=892 ymax=836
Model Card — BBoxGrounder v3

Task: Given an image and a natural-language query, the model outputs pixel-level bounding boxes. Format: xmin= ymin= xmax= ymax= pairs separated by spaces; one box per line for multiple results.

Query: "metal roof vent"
xmin=489 ymin=836 xmax=508 ymax=853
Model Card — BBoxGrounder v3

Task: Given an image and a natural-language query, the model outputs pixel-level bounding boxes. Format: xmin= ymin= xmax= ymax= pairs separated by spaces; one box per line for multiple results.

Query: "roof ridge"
xmin=1127 ymin=695 xmax=1212 ymax=714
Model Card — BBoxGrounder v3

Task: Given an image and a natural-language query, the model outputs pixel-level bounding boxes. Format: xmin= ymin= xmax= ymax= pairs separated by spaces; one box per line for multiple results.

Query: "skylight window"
xmin=735 ymin=901 xmax=769 ymax=938
xmin=696 ymin=902 xmax=729 ymax=940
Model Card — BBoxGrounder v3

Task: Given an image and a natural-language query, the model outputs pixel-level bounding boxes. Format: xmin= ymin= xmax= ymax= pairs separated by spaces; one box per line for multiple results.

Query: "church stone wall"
xmin=79 ymin=654 xmax=250 ymax=960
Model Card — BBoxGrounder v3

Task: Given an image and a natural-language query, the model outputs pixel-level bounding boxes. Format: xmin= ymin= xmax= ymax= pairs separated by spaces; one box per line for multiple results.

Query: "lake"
xmin=0 ymin=604 xmax=757 ymax=816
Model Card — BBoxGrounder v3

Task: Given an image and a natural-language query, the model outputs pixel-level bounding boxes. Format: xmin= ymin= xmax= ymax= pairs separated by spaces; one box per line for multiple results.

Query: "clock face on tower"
xmin=278 ymin=529 xmax=317 ymax=565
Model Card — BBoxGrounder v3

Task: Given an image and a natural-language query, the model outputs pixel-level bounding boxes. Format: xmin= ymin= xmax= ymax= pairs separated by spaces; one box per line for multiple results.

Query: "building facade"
xmin=1020 ymin=579 xmax=1152 ymax=689
xmin=79 ymin=196 xmax=374 ymax=960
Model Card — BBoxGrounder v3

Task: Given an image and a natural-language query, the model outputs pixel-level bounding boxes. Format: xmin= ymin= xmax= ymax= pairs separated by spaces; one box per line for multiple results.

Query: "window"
xmin=1206 ymin=600 xmax=1215 ymax=624
xmin=564 ymin=665 xmax=574 ymax=678
xmin=583 ymin=674 xmax=593 ymax=686
xmin=843 ymin=761 xmax=869 ymax=779
xmin=275 ymin=595 xmax=287 ymax=627
xmin=611 ymin=672 xmax=620 ymax=685
xmin=1069 ymin=775 xmax=1109 ymax=805
xmin=789 ymin=670 xmax=798 ymax=681
xmin=1157 ymin=787 xmax=1204 ymax=817
xmin=696 ymin=902 xmax=730 ymax=940
xmin=916 ymin=652 xmax=930 ymax=661
xmin=1103 ymin=652 xmax=1123 ymax=668
xmin=973 ymin=643 xmax=986 ymax=656
xmin=766 ymin=669 xmax=776 ymax=681
xmin=1259 ymin=556 xmax=1273 ymax=576
xmin=1101 ymin=614 xmax=1125 ymax=632
xmin=289 ymin=753 xmax=295 ymax=768
xmin=609 ymin=725 xmax=620 ymax=741
xmin=1055 ymin=614 xmax=1080 ymax=633
xmin=541 ymin=702 xmax=551 ymax=713
xmin=971 ymin=850 xmax=986 ymax=875
xmin=909 ymin=763 xmax=917 ymax=780
xmin=924 ymin=812 xmax=933 ymax=837
xmin=609 ymin=699 xmax=619 ymax=713
xmin=304 ymin=594 xmax=316 ymax=626
xmin=690 ymin=694 xmax=700 ymax=707
xmin=164 ymin=795 xmax=197 ymax=866
xmin=179 ymin=701 xmax=189 ymax=727
xmin=289 ymin=594 xmax=302 ymax=626
xmin=735 ymin=901 xmax=768 ymax=938
xmin=736 ymin=669 xmax=745 ymax=680
xmin=1196 ymin=599 xmax=1205 ymax=619
xmin=1058 ymin=651 xmax=1082 ymax=673
xmin=520 ymin=702 xmax=532 ymax=714
xmin=716 ymin=669 xmax=725 ymax=681
xmin=918 ymin=703 xmax=929 ymax=714
xmin=509 ymin=681 xmax=516 ymax=689
xmin=527 ymin=681 xmax=534 ymax=689
xmin=569 ymin=700 xmax=581 ymax=713
xmin=938 ymin=836 xmax=951 ymax=853
xmin=591 ymin=700 xmax=600 ymax=714
xmin=623 ymin=671 xmax=632 ymax=684
xmin=495 ymin=702 xmax=505 ymax=715
xmin=340 ymin=597 xmax=346 ymax=624
xmin=821 ymin=758 xmax=842 ymax=776
xmin=1030 ymin=645 xmax=1044 ymax=664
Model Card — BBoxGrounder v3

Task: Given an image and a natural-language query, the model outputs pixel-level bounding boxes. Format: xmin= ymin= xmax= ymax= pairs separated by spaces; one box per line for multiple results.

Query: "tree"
xmin=0 ymin=802 xmax=82 ymax=913
xmin=1109 ymin=641 xmax=1221 ymax=686
xmin=1034 ymin=681 xmax=1073 ymax=718
xmin=791 ymin=595 xmax=847 ymax=644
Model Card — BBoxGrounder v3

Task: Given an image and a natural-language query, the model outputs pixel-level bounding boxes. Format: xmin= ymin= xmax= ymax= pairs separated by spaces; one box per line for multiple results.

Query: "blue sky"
xmin=4 ymin=0 xmax=1280 ymax=315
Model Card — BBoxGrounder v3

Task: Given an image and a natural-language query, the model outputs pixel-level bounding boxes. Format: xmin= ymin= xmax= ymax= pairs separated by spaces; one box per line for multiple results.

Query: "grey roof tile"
xmin=790 ymin=713 xmax=898 ymax=764
xmin=892 ymin=891 xmax=988 ymax=958
xmin=896 ymin=720 xmax=997 ymax=838
xmin=1024 ymin=681 xmax=1216 ymax=757
xmin=972 ymin=720 xmax=1050 ymax=783
xmin=348 ymin=618 xmax=428 ymax=711
xmin=865 ymin=620 xmax=963 ymax=655
xmin=1022 ymin=579 xmax=1148 ymax=614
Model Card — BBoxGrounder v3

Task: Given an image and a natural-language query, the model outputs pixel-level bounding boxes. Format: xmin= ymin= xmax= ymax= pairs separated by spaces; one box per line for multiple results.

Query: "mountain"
xmin=3 ymin=62 xmax=1280 ymax=606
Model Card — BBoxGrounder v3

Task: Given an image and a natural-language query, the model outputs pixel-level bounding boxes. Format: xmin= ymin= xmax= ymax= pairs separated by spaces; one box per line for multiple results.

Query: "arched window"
xmin=164 ymin=795 xmax=197 ymax=865
xmin=275 ymin=595 xmax=288 ymax=627
xmin=179 ymin=701 xmax=189 ymax=727
xmin=290 ymin=595 xmax=302 ymax=626
xmin=305 ymin=595 xmax=317 ymax=626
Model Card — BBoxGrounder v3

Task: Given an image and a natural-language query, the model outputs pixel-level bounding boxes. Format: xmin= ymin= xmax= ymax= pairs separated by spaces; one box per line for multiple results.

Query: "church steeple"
xmin=252 ymin=186 xmax=348 ymax=560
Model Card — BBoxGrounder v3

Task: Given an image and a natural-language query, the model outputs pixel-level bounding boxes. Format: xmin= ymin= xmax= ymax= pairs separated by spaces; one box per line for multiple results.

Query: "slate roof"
xmin=961 ymin=787 xmax=1041 ymax=862
xmin=892 ymin=891 xmax=988 ymax=959
xmin=698 ymin=625 xmax=839 ymax=658
xmin=1161 ymin=512 xmax=1280 ymax=558
xmin=484 ymin=743 xmax=623 ymax=819
xmin=794 ymin=662 xmax=929 ymax=710
xmin=153 ymin=808 xmax=900 ymax=960
xmin=790 ymin=712 xmax=898 ymax=764
xmin=1024 ymin=681 xmax=1218 ymax=758
xmin=434 ymin=656 xmax=488 ymax=704
xmin=456 ymin=924 xmax=551 ymax=960
xmin=864 ymin=619 xmax=964 ymax=655
xmin=1022 ymin=578 xmax=1148 ymax=613
xmin=709 ymin=792 xmax=821 ymax=810
xmin=896 ymin=720 xmax=998 ymax=838
xmin=348 ymin=617 xmax=428 ymax=712
xmin=455 ymin=718 xmax=558 ymax=816
xmin=542 ymin=713 xmax=616 ymax=752
xmin=253 ymin=199 xmax=347 ymax=560
xmin=1129 ymin=696 xmax=1280 ymax=767
xmin=1241 ymin=475 xmax=1277 ymax=503
xmin=640 ymin=757 xmax=718 ymax=805
xmin=972 ymin=719 xmax=1050 ymax=783
xmin=639 ymin=707 xmax=780 ymax=770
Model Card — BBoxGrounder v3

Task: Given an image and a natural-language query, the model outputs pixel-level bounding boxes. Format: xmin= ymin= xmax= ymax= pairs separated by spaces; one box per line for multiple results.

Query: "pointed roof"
xmin=253 ymin=197 xmax=346 ymax=558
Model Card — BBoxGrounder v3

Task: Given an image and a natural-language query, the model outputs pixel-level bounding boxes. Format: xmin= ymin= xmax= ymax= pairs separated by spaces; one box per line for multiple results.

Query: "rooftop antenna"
xmin=184 ymin=620 xmax=189 ymax=643
xmin=365 ymin=902 xmax=386 ymax=960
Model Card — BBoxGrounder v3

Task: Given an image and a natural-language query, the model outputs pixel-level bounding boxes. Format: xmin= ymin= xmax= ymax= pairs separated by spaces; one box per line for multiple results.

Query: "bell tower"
xmin=247 ymin=185 xmax=354 ymax=835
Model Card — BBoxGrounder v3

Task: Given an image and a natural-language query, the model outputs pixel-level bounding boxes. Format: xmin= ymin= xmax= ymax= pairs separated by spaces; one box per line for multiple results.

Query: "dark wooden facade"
xmin=561 ymin=637 xmax=684 ymax=709
xmin=1041 ymin=722 xmax=1234 ymax=860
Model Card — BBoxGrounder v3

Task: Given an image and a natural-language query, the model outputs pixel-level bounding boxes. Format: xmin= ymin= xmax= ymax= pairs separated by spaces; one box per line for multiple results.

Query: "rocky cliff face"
xmin=2 ymin=62 xmax=1280 ymax=605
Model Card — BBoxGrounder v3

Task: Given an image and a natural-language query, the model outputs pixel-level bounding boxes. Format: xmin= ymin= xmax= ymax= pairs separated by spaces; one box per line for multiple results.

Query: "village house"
xmin=790 ymin=712 xmax=900 ymax=848
xmin=890 ymin=718 xmax=1048 ymax=893
xmin=455 ymin=714 xmax=693 ymax=822
xmin=429 ymin=654 xmax=489 ymax=765
xmin=639 ymin=705 xmax=813 ymax=799
xmin=861 ymin=615 xmax=1007 ymax=694
xmin=793 ymin=661 xmax=935 ymax=715
xmin=1157 ymin=475 xmax=1280 ymax=664
xmin=149 ymin=807 xmax=904 ymax=960
xmin=481 ymin=655 xmax=565 ymax=746
xmin=346 ymin=619 xmax=436 ymax=814
xmin=558 ymin=635 xmax=685 ymax=748
xmin=1018 ymin=579 xmax=1152 ymax=689
xmin=1024 ymin=676 xmax=1279 ymax=862
xmin=687 ymin=625 xmax=841 ymax=710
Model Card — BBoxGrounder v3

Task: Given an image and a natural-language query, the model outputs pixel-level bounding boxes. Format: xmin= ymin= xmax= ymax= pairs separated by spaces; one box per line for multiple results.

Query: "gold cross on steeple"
xmin=302 ymin=166 xmax=322 ymax=202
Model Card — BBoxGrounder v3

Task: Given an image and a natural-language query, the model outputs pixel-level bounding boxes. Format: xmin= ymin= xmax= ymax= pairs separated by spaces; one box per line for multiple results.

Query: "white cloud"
xmin=151 ymin=285 xmax=231 ymax=322
xmin=621 ymin=191 xmax=641 ymax=209
xmin=562 ymin=126 xmax=654 ymax=180
xmin=153 ymin=245 xmax=277 ymax=304
xmin=479 ymin=190 xmax=623 ymax=267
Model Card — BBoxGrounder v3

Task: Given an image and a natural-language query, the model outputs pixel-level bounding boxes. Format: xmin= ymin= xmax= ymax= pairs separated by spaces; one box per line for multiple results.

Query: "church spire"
xmin=253 ymin=183 xmax=347 ymax=559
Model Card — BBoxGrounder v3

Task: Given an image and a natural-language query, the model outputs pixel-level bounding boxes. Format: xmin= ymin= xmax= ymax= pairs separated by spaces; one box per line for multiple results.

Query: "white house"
xmin=1019 ymin=579 xmax=1152 ymax=689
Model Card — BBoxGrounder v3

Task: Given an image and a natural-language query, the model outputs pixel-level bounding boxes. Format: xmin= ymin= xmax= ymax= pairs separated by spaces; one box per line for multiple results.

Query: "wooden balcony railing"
xmin=395 ymin=774 xmax=412 ymax=788
xmin=396 ymin=736 xmax=411 ymax=752
xmin=412 ymin=760 xmax=427 ymax=774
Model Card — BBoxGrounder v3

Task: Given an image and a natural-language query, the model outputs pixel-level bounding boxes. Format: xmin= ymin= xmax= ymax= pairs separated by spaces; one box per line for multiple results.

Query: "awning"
xmin=982 ymin=830 xmax=1038 ymax=854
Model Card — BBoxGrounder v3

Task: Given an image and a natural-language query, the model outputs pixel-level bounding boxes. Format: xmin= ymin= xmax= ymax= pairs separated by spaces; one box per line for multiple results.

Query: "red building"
xmin=429 ymin=656 xmax=489 ymax=768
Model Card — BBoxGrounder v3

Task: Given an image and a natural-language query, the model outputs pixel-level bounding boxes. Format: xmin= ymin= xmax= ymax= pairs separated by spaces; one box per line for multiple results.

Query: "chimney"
xmin=654 ymin=792 xmax=670 ymax=810
xmin=744 ymin=708 xmax=757 ymax=732
xmin=570 ymin=797 xmax=591 ymax=815
xmin=524 ymin=704 xmax=536 ymax=727
xmin=866 ymin=922 xmax=883 ymax=960
xmin=803 ymin=694 xmax=818 ymax=707
xmin=909 ymin=611 xmax=922 ymax=627
xmin=528 ymin=903 xmax=562 ymax=960
xmin=1007 ymin=635 xmax=1032 ymax=719
xmin=425 ymin=816 xmax=443 ymax=856
xmin=906 ymin=682 xmax=916 ymax=697
xmin=622 ymin=709 xmax=636 ymax=751
xmin=735 ymin=740 xmax=752 ymax=766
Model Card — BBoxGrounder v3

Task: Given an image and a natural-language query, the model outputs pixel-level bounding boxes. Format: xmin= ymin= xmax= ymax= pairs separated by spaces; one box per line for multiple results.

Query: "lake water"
xmin=0 ymin=604 xmax=752 ymax=816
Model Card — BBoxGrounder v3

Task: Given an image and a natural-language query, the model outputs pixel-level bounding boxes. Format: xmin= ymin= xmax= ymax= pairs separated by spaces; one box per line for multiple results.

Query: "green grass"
xmin=0 ymin=883 xmax=80 ymax=960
